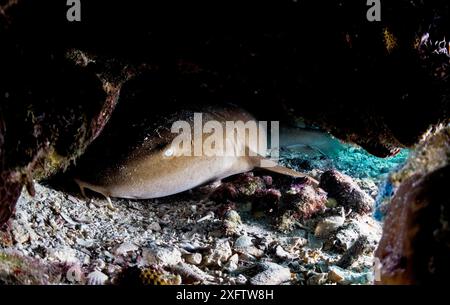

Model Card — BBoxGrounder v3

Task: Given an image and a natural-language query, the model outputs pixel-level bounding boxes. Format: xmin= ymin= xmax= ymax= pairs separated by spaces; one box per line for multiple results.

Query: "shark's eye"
xmin=164 ymin=148 xmax=174 ymax=157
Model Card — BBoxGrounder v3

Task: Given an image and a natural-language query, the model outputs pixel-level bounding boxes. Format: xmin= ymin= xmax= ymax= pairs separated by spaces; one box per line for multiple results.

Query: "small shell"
xmin=86 ymin=270 xmax=109 ymax=285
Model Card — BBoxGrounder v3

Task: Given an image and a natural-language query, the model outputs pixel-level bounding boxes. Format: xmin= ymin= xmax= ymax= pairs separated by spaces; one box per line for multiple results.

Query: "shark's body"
xmin=74 ymin=105 xmax=338 ymax=201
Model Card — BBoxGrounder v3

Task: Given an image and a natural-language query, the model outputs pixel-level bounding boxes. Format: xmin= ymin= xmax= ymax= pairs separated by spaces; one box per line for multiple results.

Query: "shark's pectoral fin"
xmin=74 ymin=178 xmax=115 ymax=209
xmin=260 ymin=165 xmax=319 ymax=186
xmin=252 ymin=157 xmax=319 ymax=186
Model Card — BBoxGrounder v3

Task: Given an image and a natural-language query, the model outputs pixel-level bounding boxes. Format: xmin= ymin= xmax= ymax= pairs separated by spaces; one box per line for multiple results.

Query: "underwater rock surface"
xmin=320 ymin=170 xmax=374 ymax=215
xmin=375 ymin=125 xmax=450 ymax=284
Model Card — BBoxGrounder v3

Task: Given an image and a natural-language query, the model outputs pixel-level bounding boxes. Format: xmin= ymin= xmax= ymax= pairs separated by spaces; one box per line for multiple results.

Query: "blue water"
xmin=281 ymin=144 xmax=409 ymax=180
xmin=332 ymin=146 xmax=409 ymax=180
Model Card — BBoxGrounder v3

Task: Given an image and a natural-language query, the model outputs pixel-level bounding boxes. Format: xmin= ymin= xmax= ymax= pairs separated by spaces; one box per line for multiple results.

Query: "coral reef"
xmin=283 ymin=183 xmax=328 ymax=220
xmin=320 ymin=170 xmax=375 ymax=215
xmin=0 ymin=46 xmax=143 ymax=224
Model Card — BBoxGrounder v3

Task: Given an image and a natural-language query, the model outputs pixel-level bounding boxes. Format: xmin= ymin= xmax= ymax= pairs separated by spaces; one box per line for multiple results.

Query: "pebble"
xmin=250 ymin=262 xmax=291 ymax=285
xmin=142 ymin=243 xmax=182 ymax=266
xmin=234 ymin=235 xmax=254 ymax=249
xmin=204 ymin=239 xmax=232 ymax=267
xmin=307 ymin=272 xmax=328 ymax=285
xmin=114 ymin=241 xmax=139 ymax=256
xmin=224 ymin=210 xmax=241 ymax=223
xmin=235 ymin=274 xmax=248 ymax=285
xmin=330 ymin=222 xmax=361 ymax=252
xmin=330 ymin=218 xmax=381 ymax=253
xmin=238 ymin=252 xmax=258 ymax=262
xmin=148 ymin=222 xmax=161 ymax=232
xmin=93 ymin=259 xmax=106 ymax=270
xmin=233 ymin=235 xmax=264 ymax=258
xmin=48 ymin=247 xmax=78 ymax=264
xmin=76 ymin=238 xmax=95 ymax=248
xmin=336 ymin=235 xmax=371 ymax=268
xmin=281 ymin=237 xmax=307 ymax=251
xmin=314 ymin=208 xmax=346 ymax=238
xmin=275 ymin=245 xmax=295 ymax=260
xmin=184 ymin=252 xmax=203 ymax=265
xmin=328 ymin=265 xmax=373 ymax=285
xmin=224 ymin=253 xmax=239 ymax=272
xmin=11 ymin=222 xmax=30 ymax=245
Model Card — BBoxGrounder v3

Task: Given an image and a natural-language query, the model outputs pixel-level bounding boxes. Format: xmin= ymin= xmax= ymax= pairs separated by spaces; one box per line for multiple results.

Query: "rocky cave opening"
xmin=1 ymin=0 xmax=449 ymax=285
